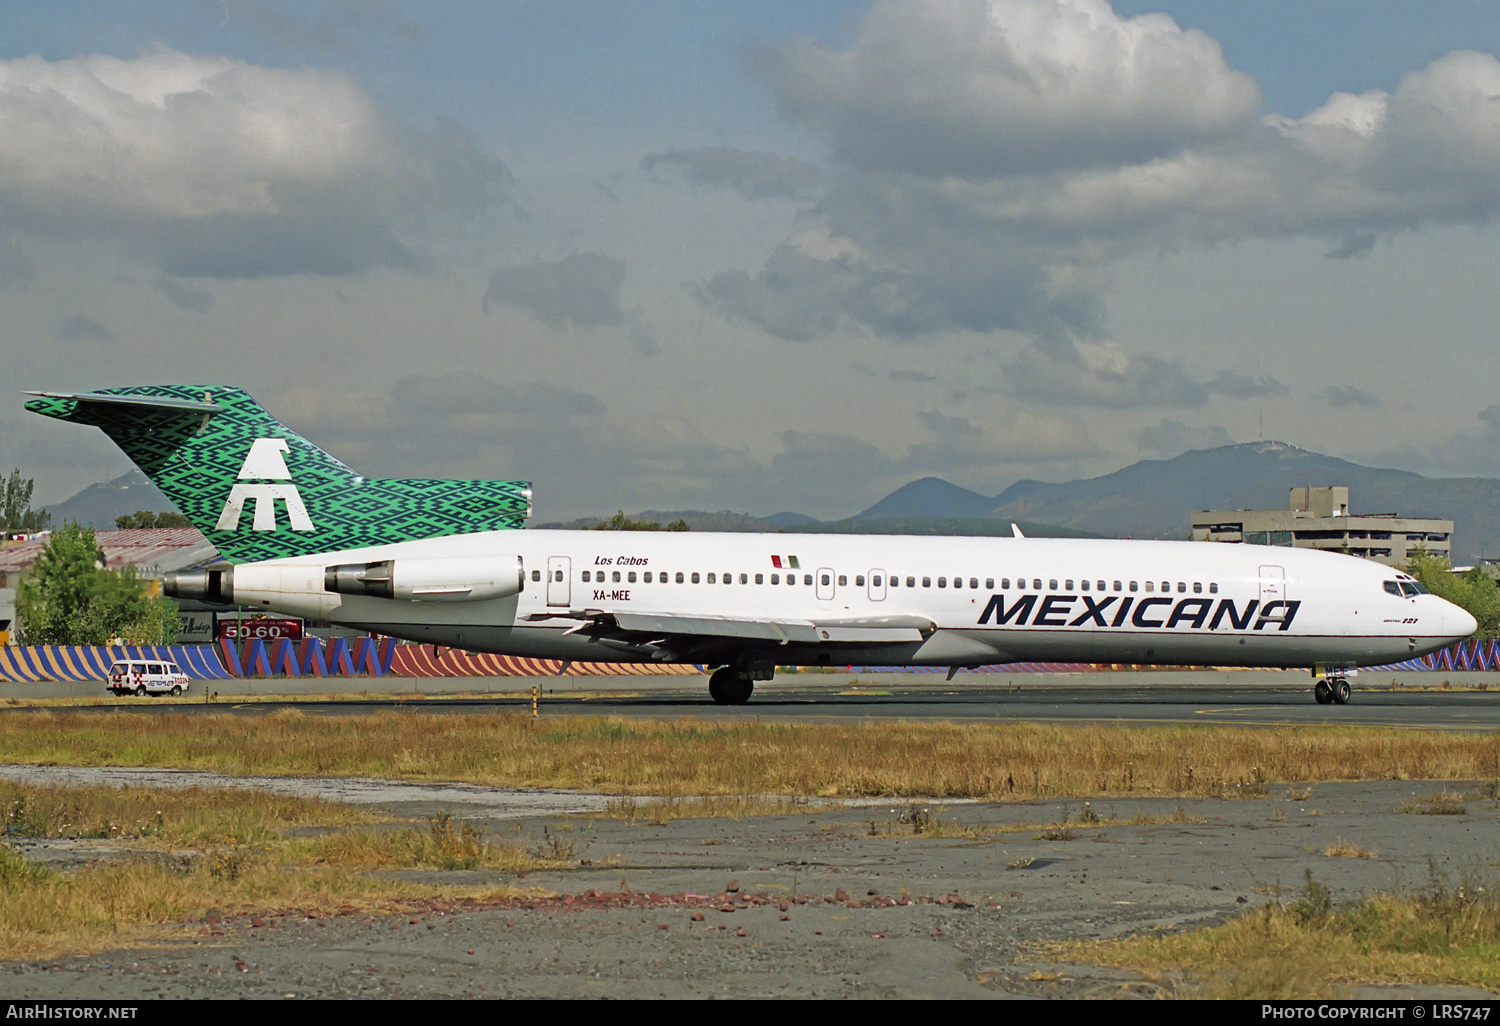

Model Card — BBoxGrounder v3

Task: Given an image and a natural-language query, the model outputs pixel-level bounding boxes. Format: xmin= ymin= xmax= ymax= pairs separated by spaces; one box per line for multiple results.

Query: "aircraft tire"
xmin=1333 ymin=679 xmax=1351 ymax=705
xmin=1314 ymin=680 xmax=1333 ymax=704
xmin=708 ymin=668 xmax=732 ymax=705
xmin=728 ymin=678 xmax=754 ymax=704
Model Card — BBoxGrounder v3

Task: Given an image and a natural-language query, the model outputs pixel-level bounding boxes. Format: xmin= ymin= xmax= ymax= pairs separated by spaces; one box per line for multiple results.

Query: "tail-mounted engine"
xmin=323 ymin=555 xmax=524 ymax=603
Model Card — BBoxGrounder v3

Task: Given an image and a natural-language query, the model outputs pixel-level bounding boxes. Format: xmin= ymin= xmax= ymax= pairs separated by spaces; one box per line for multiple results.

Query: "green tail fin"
xmin=25 ymin=386 xmax=531 ymax=564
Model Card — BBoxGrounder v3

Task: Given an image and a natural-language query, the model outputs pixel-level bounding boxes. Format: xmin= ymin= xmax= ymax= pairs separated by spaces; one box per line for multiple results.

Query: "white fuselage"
xmin=223 ymin=530 xmax=1477 ymax=671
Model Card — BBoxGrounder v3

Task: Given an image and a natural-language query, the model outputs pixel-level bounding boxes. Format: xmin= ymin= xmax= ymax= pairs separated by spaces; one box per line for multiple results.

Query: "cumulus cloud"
xmin=1137 ymin=418 xmax=1233 ymax=457
xmin=0 ymin=48 xmax=510 ymax=277
xmin=641 ymin=147 xmax=821 ymax=201
xmin=749 ymin=0 xmax=1258 ymax=178
xmin=705 ymin=0 xmax=1500 ymax=376
xmin=58 ymin=314 xmax=113 ymax=343
xmin=483 ymin=253 xmax=626 ymax=328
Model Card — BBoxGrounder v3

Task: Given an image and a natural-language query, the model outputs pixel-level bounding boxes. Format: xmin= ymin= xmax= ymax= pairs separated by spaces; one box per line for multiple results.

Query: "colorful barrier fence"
xmin=216 ymin=637 xmax=396 ymax=678
xmin=0 ymin=645 xmax=233 ymax=683
xmin=389 ymin=646 xmax=701 ymax=678
xmin=4 ymin=638 xmax=1500 ymax=683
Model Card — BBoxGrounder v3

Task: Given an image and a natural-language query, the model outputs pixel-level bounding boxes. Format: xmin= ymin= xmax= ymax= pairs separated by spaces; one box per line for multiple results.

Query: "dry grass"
xmin=0 ymin=779 xmax=372 ymax=847
xmin=1323 ymin=838 xmax=1379 ymax=859
xmin=601 ymin=794 xmax=827 ymax=825
xmin=0 ymin=783 xmax=545 ymax=960
xmin=1060 ymin=871 xmax=1500 ymax=997
xmin=1401 ymin=791 xmax=1470 ymax=816
xmin=1 ymin=711 xmax=1497 ymax=799
xmin=863 ymin=803 xmax=1209 ymax=840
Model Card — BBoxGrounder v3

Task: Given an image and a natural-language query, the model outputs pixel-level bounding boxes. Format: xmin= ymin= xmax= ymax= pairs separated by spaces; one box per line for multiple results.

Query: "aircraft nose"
xmin=1442 ymin=600 xmax=1478 ymax=641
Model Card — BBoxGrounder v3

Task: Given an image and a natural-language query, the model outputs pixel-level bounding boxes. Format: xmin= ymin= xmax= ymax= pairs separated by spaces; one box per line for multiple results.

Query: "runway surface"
xmin=8 ymin=672 xmax=1500 ymax=729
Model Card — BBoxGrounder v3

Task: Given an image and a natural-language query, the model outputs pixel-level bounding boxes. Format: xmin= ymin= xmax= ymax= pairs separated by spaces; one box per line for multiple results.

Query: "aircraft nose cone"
xmin=1445 ymin=601 xmax=1478 ymax=641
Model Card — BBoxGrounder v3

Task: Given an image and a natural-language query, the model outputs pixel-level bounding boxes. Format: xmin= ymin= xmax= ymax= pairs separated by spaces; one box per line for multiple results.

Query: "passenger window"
xmin=740 ymin=573 xmax=748 ymax=584
xmin=1032 ymin=579 xmax=1042 ymax=590
xmin=771 ymin=573 xmax=780 ymax=585
xmin=1192 ymin=582 xmax=1202 ymax=594
xmin=676 ymin=572 xmax=685 ymax=583
xmin=1129 ymin=581 xmax=1138 ymax=592
xmin=612 ymin=571 xmax=621 ymax=583
xmin=1209 ymin=583 xmax=1218 ymax=594
xmin=838 ymin=575 xmax=846 ymax=587
xmin=532 ymin=570 xmax=541 ymax=582
xmin=628 ymin=572 xmax=637 ymax=583
xmin=707 ymin=573 xmax=716 ymax=584
xmin=755 ymin=574 xmax=764 ymax=584
xmin=1161 ymin=582 xmax=1169 ymax=593
xmin=1080 ymin=580 xmax=1089 ymax=591
xmin=907 ymin=577 xmax=916 ymax=588
xmin=856 ymin=576 xmax=865 ymax=587
xmin=1145 ymin=581 xmax=1154 ymax=593
xmin=937 ymin=577 xmax=946 ymax=588
xmin=986 ymin=578 xmax=994 ymax=589
xmin=1113 ymin=581 xmax=1122 ymax=591
xmin=1049 ymin=579 xmax=1058 ymax=590
xmin=874 ymin=575 xmax=883 ymax=587
xmin=1097 ymin=581 xmax=1105 ymax=591
xmin=922 ymin=577 xmax=931 ymax=588
xmin=1064 ymin=580 xmax=1073 ymax=590
xmin=582 ymin=571 xmax=591 ymax=583
xmin=1176 ymin=582 xmax=1186 ymax=593
xmin=691 ymin=573 xmax=700 ymax=584
xmin=1000 ymin=578 xmax=1009 ymax=589
xmin=888 ymin=576 xmax=896 ymax=588
xmin=821 ymin=574 xmax=831 ymax=587
xmin=803 ymin=574 xmax=812 ymax=586
xmin=970 ymin=578 xmax=979 ymax=590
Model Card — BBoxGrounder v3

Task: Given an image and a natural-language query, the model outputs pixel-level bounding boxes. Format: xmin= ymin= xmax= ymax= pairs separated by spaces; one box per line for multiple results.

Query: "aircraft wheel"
xmin=708 ymin=667 xmax=732 ymax=704
xmin=1314 ymin=680 xmax=1333 ymax=704
xmin=1333 ymin=678 xmax=1351 ymax=705
xmin=728 ymin=678 xmax=755 ymax=705
xmin=134 ymin=684 xmax=147 ymax=697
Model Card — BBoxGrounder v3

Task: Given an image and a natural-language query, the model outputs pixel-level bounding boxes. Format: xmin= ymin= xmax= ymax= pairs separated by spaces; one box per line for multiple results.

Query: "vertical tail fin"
xmin=25 ymin=386 xmax=531 ymax=563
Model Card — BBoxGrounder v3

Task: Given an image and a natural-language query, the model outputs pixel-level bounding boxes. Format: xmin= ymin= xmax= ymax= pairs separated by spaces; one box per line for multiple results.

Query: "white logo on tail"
xmin=216 ymin=438 xmax=314 ymax=532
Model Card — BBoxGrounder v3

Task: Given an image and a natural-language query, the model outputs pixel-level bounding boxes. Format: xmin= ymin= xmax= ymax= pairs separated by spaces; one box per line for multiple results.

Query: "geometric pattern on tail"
xmin=25 ymin=384 xmax=531 ymax=564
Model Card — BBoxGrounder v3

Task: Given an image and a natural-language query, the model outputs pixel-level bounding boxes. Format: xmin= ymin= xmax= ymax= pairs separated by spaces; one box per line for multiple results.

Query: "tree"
xmin=589 ymin=510 xmax=688 ymax=531
xmin=15 ymin=523 xmax=178 ymax=645
xmin=2 ymin=470 xmax=49 ymax=532
xmin=114 ymin=511 xmax=193 ymax=529
xmin=1405 ymin=551 xmax=1500 ymax=638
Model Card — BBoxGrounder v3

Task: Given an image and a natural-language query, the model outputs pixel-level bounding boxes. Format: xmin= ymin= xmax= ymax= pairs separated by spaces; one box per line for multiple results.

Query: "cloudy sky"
xmin=6 ymin=0 xmax=1500 ymax=521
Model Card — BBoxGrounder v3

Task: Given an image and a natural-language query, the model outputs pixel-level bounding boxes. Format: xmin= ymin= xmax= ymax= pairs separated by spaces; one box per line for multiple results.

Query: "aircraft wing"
xmin=525 ymin=609 xmax=933 ymax=653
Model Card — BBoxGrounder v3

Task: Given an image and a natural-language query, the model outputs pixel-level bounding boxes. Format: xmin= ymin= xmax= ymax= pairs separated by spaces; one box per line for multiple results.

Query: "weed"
xmin=1007 ymin=857 xmax=1035 ymax=871
xmin=1323 ymin=839 xmax=1378 ymax=859
xmin=1400 ymin=791 xmax=1468 ymax=816
xmin=1034 ymin=827 xmax=1076 ymax=841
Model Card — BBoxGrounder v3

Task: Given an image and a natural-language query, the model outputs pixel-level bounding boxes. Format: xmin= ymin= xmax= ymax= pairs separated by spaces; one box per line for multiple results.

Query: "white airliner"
xmin=25 ymin=386 xmax=1477 ymax=705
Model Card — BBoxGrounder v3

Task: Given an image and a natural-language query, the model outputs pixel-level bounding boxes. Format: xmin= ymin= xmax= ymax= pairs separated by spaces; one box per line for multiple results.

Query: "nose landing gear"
xmin=1314 ymin=677 xmax=1352 ymax=705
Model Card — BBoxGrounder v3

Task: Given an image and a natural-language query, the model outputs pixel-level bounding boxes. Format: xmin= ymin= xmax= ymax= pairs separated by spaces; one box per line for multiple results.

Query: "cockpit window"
xmin=1400 ymin=582 xmax=1420 ymax=598
xmin=1384 ymin=581 xmax=1402 ymax=597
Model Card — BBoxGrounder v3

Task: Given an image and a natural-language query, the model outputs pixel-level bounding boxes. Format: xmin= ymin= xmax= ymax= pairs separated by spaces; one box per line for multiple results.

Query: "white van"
xmin=107 ymin=660 xmax=190 ymax=697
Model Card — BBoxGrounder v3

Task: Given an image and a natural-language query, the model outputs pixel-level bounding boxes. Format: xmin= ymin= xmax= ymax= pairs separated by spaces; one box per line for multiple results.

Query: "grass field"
xmin=0 ymin=710 xmax=1495 ymax=798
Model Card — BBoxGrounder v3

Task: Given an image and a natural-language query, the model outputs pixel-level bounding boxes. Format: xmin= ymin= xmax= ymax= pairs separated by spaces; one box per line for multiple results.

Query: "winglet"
xmin=1011 ymin=523 xmax=1025 ymax=539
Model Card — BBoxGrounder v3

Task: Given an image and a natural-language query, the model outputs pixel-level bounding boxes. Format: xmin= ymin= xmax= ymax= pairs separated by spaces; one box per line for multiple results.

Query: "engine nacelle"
xmin=163 ymin=565 xmax=235 ymax=604
xmin=324 ymin=555 xmax=524 ymax=603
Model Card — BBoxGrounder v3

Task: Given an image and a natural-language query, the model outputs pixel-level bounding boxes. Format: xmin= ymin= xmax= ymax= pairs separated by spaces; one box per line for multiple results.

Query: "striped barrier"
xmin=389 ymin=646 xmax=701 ymax=678
xmin=0 ymin=645 xmax=232 ymax=683
xmin=215 ymin=637 xmax=396 ymax=678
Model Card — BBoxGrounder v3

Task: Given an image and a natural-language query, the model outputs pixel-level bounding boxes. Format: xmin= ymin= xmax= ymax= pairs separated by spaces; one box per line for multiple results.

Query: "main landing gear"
xmin=1314 ymin=676 xmax=1352 ymax=705
xmin=708 ymin=666 xmax=756 ymax=705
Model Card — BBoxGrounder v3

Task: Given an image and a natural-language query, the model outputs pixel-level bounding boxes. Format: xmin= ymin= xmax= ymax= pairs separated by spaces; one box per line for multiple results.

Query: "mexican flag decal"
xmin=770 ymin=555 xmax=801 ymax=569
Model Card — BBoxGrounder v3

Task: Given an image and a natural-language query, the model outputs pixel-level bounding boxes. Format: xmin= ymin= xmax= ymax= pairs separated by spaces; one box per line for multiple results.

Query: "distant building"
xmin=1190 ymin=486 xmax=1452 ymax=568
xmin=0 ymin=528 xmax=221 ymax=643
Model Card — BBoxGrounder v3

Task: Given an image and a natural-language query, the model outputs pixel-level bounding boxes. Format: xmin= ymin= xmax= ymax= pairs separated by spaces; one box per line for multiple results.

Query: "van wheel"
xmin=171 ymin=685 xmax=182 ymax=697
xmin=135 ymin=684 xmax=146 ymax=697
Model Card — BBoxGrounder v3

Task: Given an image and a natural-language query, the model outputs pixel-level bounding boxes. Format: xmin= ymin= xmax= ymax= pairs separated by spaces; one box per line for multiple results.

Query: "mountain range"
xmin=43 ymin=441 xmax=1500 ymax=563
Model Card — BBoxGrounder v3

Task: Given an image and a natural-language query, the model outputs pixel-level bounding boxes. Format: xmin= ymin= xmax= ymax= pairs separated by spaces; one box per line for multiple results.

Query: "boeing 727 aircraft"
xmin=25 ymin=386 xmax=1477 ymax=705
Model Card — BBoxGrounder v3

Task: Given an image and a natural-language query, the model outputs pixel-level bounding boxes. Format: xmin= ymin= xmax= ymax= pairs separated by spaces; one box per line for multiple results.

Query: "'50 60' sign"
xmin=218 ymin=619 xmax=303 ymax=641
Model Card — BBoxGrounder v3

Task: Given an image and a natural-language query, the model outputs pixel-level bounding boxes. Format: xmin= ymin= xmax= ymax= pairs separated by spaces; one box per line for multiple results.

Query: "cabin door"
xmin=1258 ymin=565 xmax=1286 ymax=605
xmin=547 ymin=556 xmax=571 ymax=606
